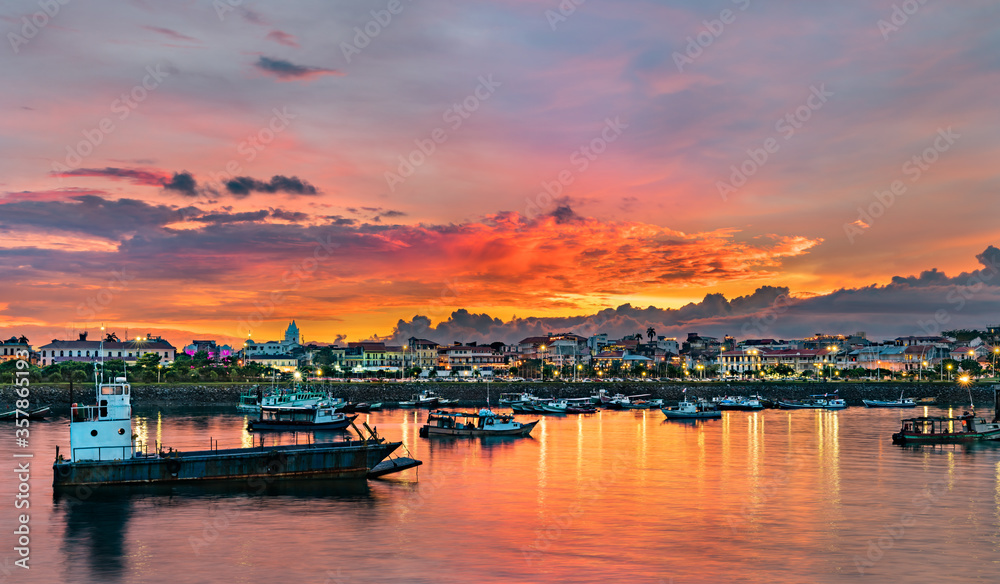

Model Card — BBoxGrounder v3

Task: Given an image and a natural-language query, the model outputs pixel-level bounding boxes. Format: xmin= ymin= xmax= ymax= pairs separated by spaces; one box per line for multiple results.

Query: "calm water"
xmin=2 ymin=405 xmax=1000 ymax=583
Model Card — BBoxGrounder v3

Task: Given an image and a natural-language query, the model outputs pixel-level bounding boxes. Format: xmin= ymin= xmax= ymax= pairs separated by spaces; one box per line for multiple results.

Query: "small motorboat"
xmin=716 ymin=396 xmax=765 ymax=411
xmin=353 ymin=402 xmax=383 ymax=413
xmin=778 ymin=394 xmax=847 ymax=409
xmin=541 ymin=400 xmax=569 ymax=414
xmin=864 ymin=390 xmax=917 ymax=408
xmin=566 ymin=404 xmax=597 ymax=414
xmin=661 ymin=399 xmax=722 ymax=420
xmin=419 ymin=409 xmax=537 ymax=437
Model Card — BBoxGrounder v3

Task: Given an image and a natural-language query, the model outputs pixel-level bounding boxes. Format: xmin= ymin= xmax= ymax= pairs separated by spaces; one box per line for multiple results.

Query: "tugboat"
xmin=53 ymin=361 xmax=416 ymax=487
xmin=661 ymin=398 xmax=723 ymax=419
xmin=419 ymin=409 xmax=538 ymax=437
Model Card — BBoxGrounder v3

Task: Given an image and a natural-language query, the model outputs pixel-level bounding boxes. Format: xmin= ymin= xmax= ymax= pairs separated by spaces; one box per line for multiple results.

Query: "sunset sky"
xmin=2 ymin=0 xmax=1000 ymax=347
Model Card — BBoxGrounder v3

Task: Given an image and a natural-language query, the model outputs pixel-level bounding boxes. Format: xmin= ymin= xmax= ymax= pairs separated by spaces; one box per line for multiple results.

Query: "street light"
xmin=157 ymin=364 xmax=162 ymax=383
xmin=946 ymin=363 xmax=953 ymax=382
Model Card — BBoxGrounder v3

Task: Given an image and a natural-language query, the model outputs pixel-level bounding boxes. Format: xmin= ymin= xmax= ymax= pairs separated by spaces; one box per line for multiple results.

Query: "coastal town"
xmin=4 ymin=320 xmax=1000 ymax=384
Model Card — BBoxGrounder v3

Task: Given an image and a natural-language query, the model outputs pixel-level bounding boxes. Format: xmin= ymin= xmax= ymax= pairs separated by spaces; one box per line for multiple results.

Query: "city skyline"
xmin=3 ymin=2 xmax=1000 ymax=348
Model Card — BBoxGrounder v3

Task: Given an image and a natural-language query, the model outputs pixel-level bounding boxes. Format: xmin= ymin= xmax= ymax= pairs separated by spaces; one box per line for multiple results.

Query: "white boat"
xmin=863 ymin=390 xmax=917 ymax=408
xmin=248 ymin=402 xmax=357 ymax=431
xmin=541 ymin=400 xmax=569 ymax=413
xmin=661 ymin=398 xmax=723 ymax=419
xmin=419 ymin=409 xmax=538 ymax=437
xmin=499 ymin=392 xmax=539 ymax=406
xmin=778 ymin=394 xmax=847 ymax=409
xmin=716 ymin=395 xmax=765 ymax=411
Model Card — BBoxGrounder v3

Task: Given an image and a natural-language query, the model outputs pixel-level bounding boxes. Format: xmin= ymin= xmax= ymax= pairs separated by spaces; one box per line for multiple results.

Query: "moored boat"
xmin=661 ymin=398 xmax=722 ymax=419
xmin=778 ymin=394 xmax=847 ymax=409
xmin=863 ymin=389 xmax=917 ymax=408
xmin=419 ymin=409 xmax=538 ymax=437
xmin=716 ymin=395 xmax=765 ymax=411
xmin=53 ymin=360 xmax=412 ymax=487
xmin=892 ymin=412 xmax=1000 ymax=444
xmin=249 ymin=403 xmax=357 ymax=432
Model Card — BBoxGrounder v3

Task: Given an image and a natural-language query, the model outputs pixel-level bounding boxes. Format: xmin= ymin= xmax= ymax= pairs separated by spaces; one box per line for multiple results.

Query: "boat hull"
xmin=778 ymin=402 xmax=847 ymax=410
xmin=53 ymin=440 xmax=401 ymax=487
xmin=718 ymin=404 xmax=765 ymax=411
xmin=661 ymin=410 xmax=722 ymax=419
xmin=863 ymin=400 xmax=917 ymax=408
xmin=419 ymin=420 xmax=537 ymax=438
xmin=892 ymin=430 xmax=1000 ymax=444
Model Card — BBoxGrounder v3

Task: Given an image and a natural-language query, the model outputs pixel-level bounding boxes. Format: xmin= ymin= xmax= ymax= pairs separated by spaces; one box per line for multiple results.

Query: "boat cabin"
xmin=426 ymin=410 xmax=514 ymax=430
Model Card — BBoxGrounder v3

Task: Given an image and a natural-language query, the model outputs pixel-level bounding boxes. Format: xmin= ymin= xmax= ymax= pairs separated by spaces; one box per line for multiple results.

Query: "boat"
xmin=53 ymin=361 xmax=415 ymax=487
xmin=353 ymin=402 xmax=383 ymax=413
xmin=261 ymin=388 xmax=337 ymax=409
xmin=863 ymin=396 xmax=917 ymax=408
xmin=716 ymin=395 xmax=765 ymax=411
xmin=248 ymin=403 xmax=358 ymax=432
xmin=0 ymin=405 xmax=50 ymax=420
xmin=589 ymin=389 xmax=612 ymax=405
xmin=499 ymin=392 xmax=540 ymax=406
xmin=892 ymin=412 xmax=1000 ymax=444
xmin=661 ymin=399 xmax=722 ymax=419
xmin=541 ymin=400 xmax=569 ymax=414
xmin=605 ymin=393 xmax=651 ymax=409
xmin=778 ymin=394 xmax=847 ymax=409
xmin=566 ymin=404 xmax=597 ymax=414
xmin=419 ymin=409 xmax=538 ymax=437
xmin=236 ymin=386 xmax=262 ymax=412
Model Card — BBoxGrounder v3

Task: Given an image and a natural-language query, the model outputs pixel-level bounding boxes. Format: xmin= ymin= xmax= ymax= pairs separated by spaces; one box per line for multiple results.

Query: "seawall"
xmin=3 ymin=381 xmax=997 ymax=408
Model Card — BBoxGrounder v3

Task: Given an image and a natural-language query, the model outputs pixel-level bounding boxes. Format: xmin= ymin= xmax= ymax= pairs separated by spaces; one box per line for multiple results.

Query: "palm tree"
xmin=646 ymin=327 xmax=656 ymax=343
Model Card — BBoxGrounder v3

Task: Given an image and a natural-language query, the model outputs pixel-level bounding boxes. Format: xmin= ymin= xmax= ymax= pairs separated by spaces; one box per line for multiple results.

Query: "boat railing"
xmin=70 ymin=441 xmax=149 ymax=462
xmin=70 ymin=404 xmax=131 ymax=422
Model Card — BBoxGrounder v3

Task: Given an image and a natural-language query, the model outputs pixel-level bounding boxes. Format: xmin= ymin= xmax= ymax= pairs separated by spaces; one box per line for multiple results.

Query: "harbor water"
xmin=2 ymin=405 xmax=1000 ymax=583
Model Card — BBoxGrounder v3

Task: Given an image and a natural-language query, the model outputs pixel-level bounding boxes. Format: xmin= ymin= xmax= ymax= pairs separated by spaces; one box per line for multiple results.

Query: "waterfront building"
xmin=0 ymin=336 xmax=32 ymax=363
xmin=37 ymin=333 xmax=176 ymax=366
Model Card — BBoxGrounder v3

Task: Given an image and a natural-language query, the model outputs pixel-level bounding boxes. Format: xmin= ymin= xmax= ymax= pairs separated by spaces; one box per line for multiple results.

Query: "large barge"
xmin=53 ymin=366 xmax=417 ymax=488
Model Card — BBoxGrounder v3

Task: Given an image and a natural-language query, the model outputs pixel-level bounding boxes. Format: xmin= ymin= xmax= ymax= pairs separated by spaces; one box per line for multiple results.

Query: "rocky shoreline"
xmin=3 ymin=381 xmax=997 ymax=408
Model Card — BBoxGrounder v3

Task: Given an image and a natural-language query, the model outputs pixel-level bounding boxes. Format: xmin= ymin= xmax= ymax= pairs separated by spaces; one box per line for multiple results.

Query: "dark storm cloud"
xmin=162 ymin=172 xmax=199 ymax=197
xmin=224 ymin=175 xmax=318 ymax=197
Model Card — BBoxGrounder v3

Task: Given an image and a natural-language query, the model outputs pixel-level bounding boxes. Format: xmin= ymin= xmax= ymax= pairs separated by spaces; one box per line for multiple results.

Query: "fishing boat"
xmin=541 ymin=399 xmax=570 ymax=414
xmin=863 ymin=393 xmax=917 ymax=408
xmin=236 ymin=387 xmax=262 ymax=412
xmin=661 ymin=399 xmax=722 ymax=419
xmin=0 ymin=405 xmax=50 ymax=420
xmin=499 ymin=392 xmax=540 ymax=406
xmin=53 ymin=361 xmax=415 ymax=487
xmin=778 ymin=394 xmax=847 ymax=409
xmin=892 ymin=412 xmax=1000 ymax=444
xmin=248 ymin=403 xmax=357 ymax=432
xmin=419 ymin=409 xmax=538 ymax=437
xmin=605 ymin=393 xmax=651 ymax=409
xmin=589 ymin=389 xmax=612 ymax=405
xmin=716 ymin=395 xmax=765 ymax=411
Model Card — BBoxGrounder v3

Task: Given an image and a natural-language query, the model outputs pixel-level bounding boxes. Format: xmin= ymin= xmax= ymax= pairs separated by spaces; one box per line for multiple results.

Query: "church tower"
xmin=284 ymin=320 xmax=301 ymax=345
